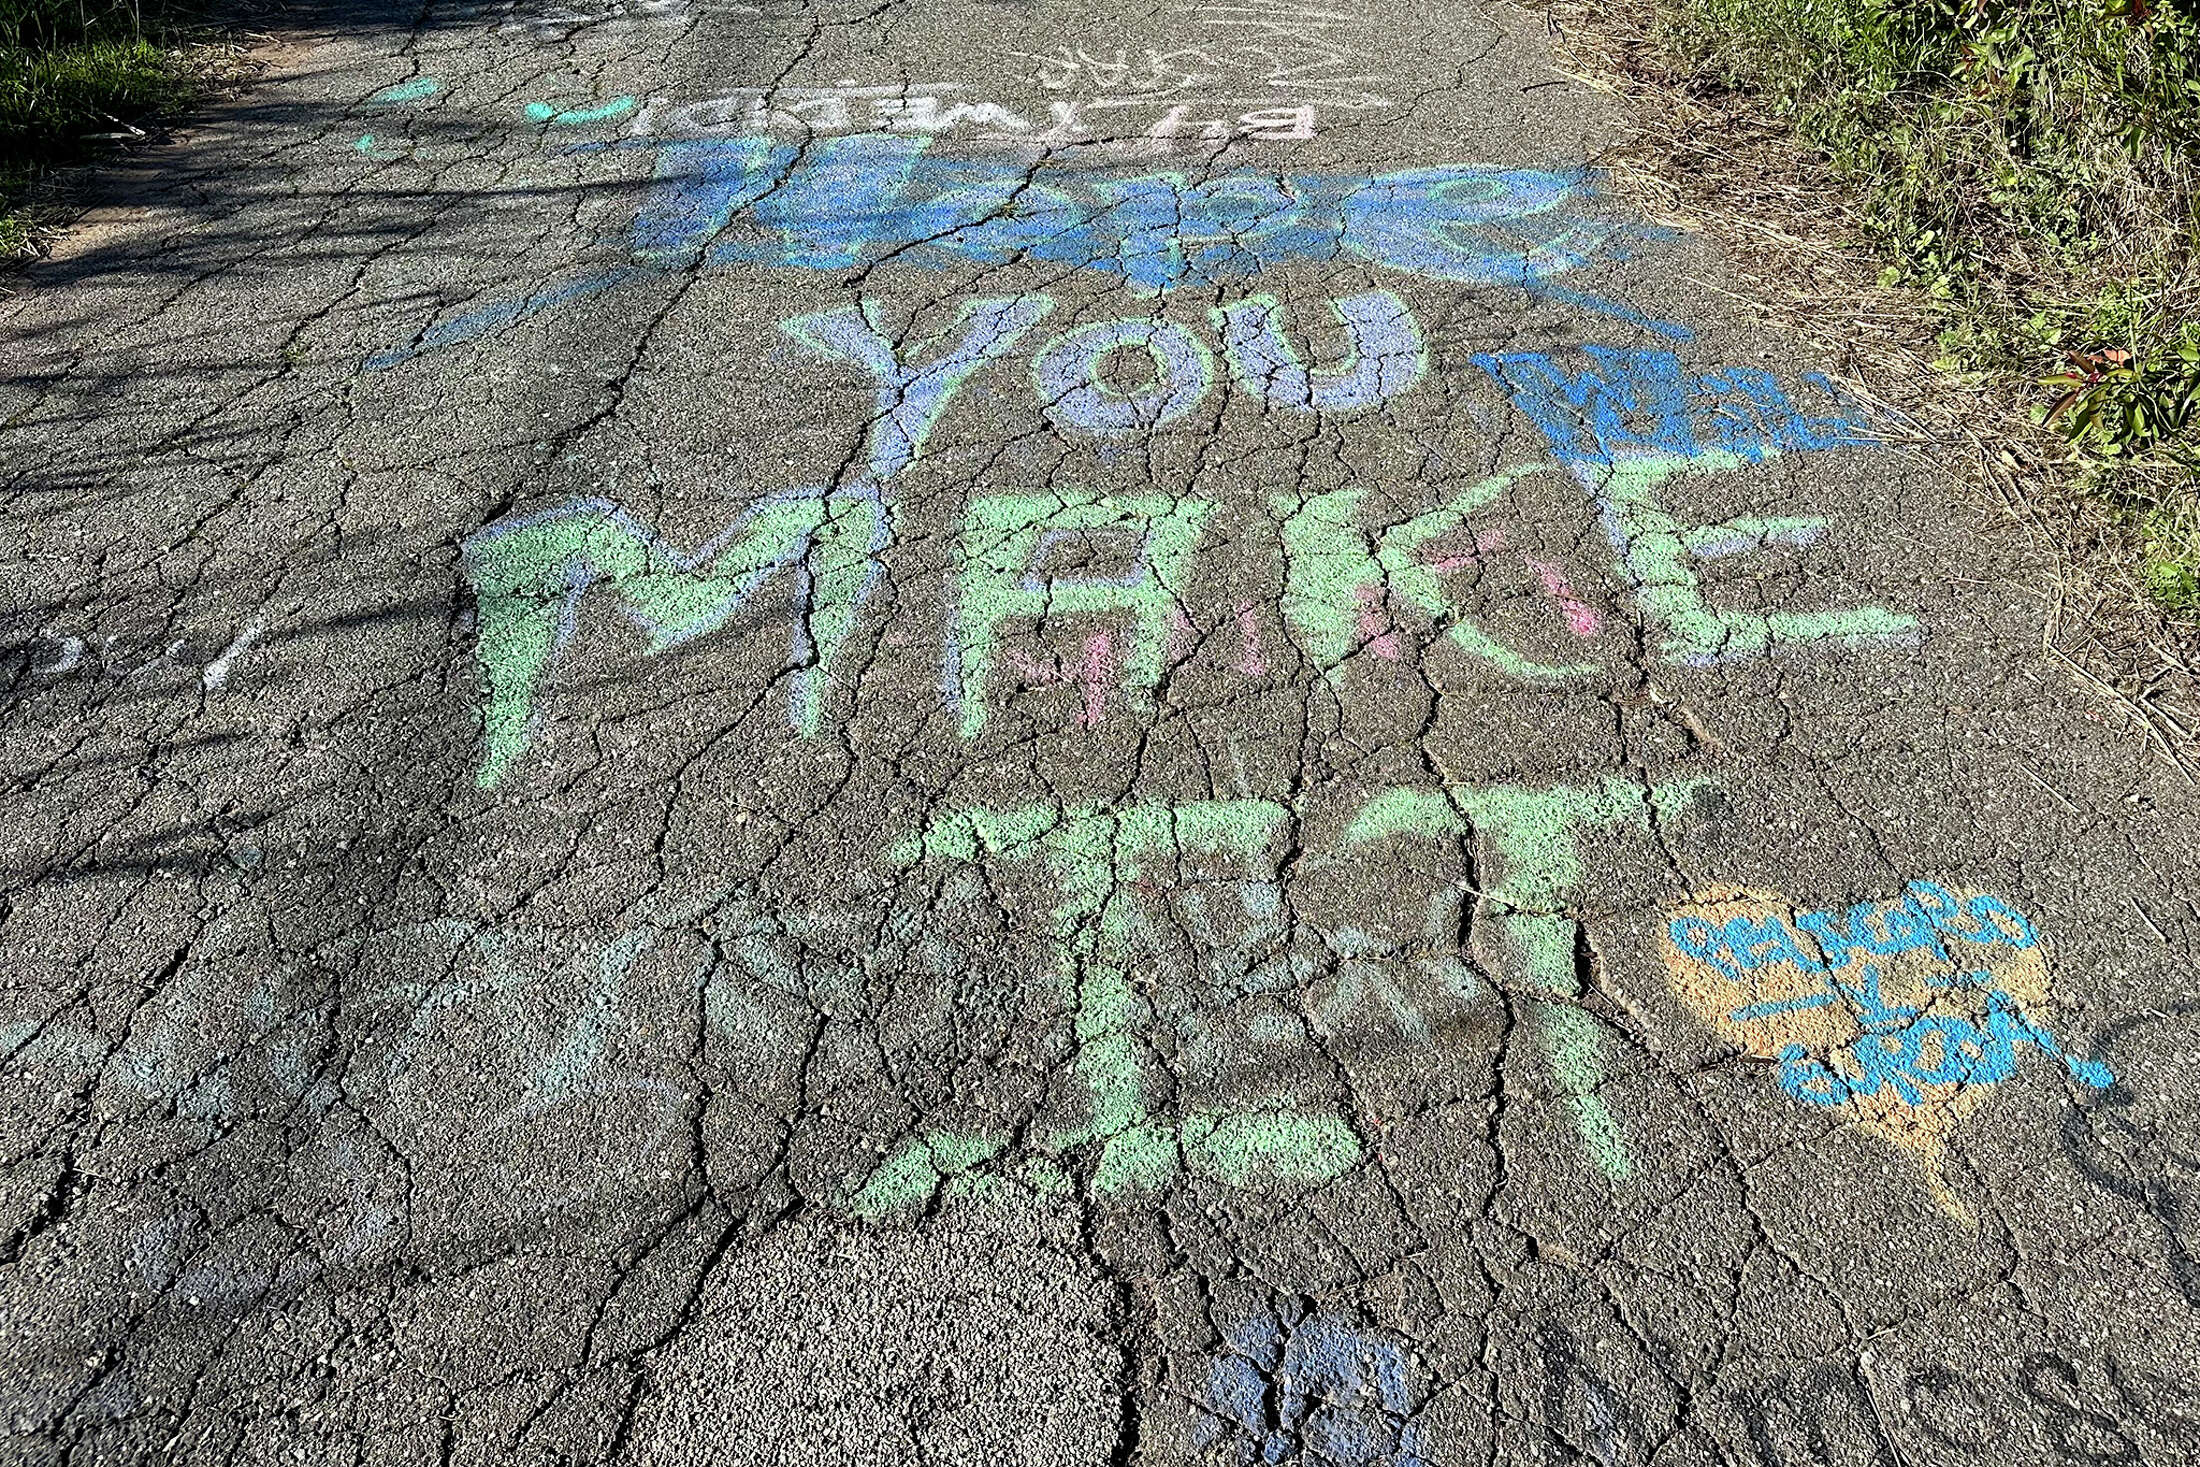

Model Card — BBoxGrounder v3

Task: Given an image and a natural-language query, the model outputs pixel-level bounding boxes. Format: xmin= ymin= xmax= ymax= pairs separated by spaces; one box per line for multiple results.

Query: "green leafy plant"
xmin=2043 ymin=342 xmax=2200 ymax=459
xmin=1 ymin=0 xmax=201 ymax=254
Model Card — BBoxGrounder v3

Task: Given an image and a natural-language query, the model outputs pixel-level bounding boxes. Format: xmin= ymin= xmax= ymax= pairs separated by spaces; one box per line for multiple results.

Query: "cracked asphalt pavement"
xmin=3 ymin=0 xmax=2199 ymax=1461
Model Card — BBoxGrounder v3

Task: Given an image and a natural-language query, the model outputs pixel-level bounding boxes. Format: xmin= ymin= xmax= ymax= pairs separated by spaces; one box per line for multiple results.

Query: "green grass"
xmin=1652 ymin=0 xmax=2200 ymax=613
xmin=1 ymin=0 xmax=203 ymax=255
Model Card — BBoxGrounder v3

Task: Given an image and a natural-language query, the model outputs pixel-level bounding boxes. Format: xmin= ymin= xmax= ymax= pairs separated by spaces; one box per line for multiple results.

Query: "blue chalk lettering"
xmin=366 ymin=266 xmax=648 ymax=370
xmin=1855 ymin=897 xmax=1953 ymax=965
xmin=1032 ymin=318 xmax=1214 ymax=434
xmin=1472 ymin=348 xmax=1884 ymax=468
xmin=633 ymin=137 xmax=791 ymax=261
xmin=630 ymin=134 xmax=1630 ymax=300
xmin=1729 ymin=991 xmax=1840 ymax=1024
xmin=1777 ymin=1044 xmax=1851 ymax=1107
xmin=1898 ymin=1014 xmax=2011 ymax=1087
xmin=1834 ymin=965 xmax=1918 ymax=1034
xmin=780 ymin=295 xmax=1055 ymax=484
xmin=1213 ymin=290 xmax=1425 ymax=412
xmin=1904 ymin=880 xmax=1972 ymax=935
xmin=1846 ymin=1031 xmax=1928 ymax=1105
xmin=1794 ymin=909 xmax=1859 ymax=969
xmin=2067 ymin=1054 xmax=2116 ymax=1088
xmin=1719 ymin=913 xmax=1823 ymax=973
xmin=1964 ymin=895 xmax=2041 ymax=949
xmin=1201 ymin=1307 xmax=1425 ymax=1466
xmin=1667 ymin=915 xmax=1738 ymax=979
xmin=1469 ymin=347 xmax=1695 ymax=468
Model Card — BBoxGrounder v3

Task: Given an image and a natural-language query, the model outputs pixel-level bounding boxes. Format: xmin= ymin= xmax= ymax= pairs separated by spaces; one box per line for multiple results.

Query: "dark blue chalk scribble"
xmin=1472 ymin=346 xmax=1881 ymax=467
xmin=1200 ymin=1304 xmax=1425 ymax=1466
xmin=1520 ymin=277 xmax=1694 ymax=342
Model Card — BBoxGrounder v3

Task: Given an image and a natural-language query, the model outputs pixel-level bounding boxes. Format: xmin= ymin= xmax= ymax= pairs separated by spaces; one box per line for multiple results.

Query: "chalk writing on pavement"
xmin=1662 ymin=883 xmax=2111 ymax=1216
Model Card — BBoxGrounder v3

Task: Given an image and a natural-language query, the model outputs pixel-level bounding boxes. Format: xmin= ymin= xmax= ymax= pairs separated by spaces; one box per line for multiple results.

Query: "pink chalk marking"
xmin=1355 ymin=583 xmax=1402 ymax=660
xmin=1166 ymin=604 xmax=1196 ymax=665
xmin=1523 ymin=555 xmax=1604 ymax=638
xmin=1007 ymin=649 xmax=1061 ymax=685
xmin=1422 ymin=525 xmax=1507 ymax=573
xmin=1235 ymin=600 xmax=1267 ymax=677
xmin=1078 ymin=630 xmax=1113 ymax=727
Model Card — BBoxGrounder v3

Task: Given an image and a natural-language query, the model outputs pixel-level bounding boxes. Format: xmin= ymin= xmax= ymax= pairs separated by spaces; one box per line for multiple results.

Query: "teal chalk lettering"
xmin=1213 ymin=290 xmax=1425 ymax=412
xmin=525 ymin=96 xmax=638 ymax=125
xmin=462 ymin=489 xmax=884 ymax=787
xmin=782 ymin=295 xmax=1054 ymax=487
xmin=368 ymin=77 xmax=440 ymax=105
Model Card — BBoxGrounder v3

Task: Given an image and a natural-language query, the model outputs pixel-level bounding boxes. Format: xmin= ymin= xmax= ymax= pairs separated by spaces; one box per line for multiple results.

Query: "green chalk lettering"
xmin=1344 ymin=788 xmax=1464 ymax=844
xmin=1276 ymin=486 xmax=1371 ymax=669
xmin=1535 ymin=1000 xmax=1632 ymax=1180
xmin=463 ymin=490 xmax=882 ymax=787
xmin=953 ymin=493 xmax=1210 ymax=737
xmin=1182 ymin=1109 xmax=1361 ymax=1187
xmin=1352 ymin=776 xmax=1710 ymax=1180
xmin=849 ymin=1129 xmax=1006 ymax=1218
xmin=895 ymin=799 xmax=1364 ymax=1193
xmin=1278 ymin=466 xmax=1599 ymax=681
xmin=1591 ymin=451 xmax=1920 ymax=665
